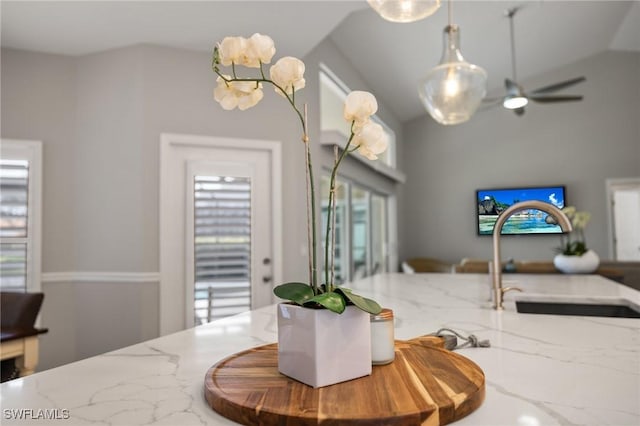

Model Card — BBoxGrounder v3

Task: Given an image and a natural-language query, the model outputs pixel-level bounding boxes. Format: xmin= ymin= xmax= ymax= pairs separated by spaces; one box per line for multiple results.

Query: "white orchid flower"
xmin=235 ymin=80 xmax=264 ymax=110
xmin=213 ymin=76 xmax=238 ymax=110
xmin=217 ymin=36 xmax=247 ymax=67
xmin=344 ymin=91 xmax=378 ymax=124
xmin=561 ymin=206 xmax=576 ymax=219
xmin=352 ymin=121 xmax=388 ymax=160
xmin=244 ymin=33 xmax=276 ymax=68
xmin=269 ymin=57 xmax=306 ymax=96
xmin=214 ymin=76 xmax=263 ymax=110
xmin=573 ymin=211 xmax=591 ymax=229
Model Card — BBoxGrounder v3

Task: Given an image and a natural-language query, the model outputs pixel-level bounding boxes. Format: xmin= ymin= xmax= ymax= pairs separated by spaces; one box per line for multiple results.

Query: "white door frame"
xmin=159 ymin=133 xmax=282 ymax=336
xmin=606 ymin=177 xmax=640 ymax=260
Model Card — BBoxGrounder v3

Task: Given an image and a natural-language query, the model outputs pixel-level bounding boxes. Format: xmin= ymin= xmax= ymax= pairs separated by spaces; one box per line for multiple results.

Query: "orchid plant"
xmin=212 ymin=33 xmax=385 ymax=315
xmin=556 ymin=206 xmax=591 ymax=256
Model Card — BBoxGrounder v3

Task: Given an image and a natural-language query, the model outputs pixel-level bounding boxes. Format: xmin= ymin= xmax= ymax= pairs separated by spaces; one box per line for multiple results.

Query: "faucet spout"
xmin=491 ymin=200 xmax=572 ymax=310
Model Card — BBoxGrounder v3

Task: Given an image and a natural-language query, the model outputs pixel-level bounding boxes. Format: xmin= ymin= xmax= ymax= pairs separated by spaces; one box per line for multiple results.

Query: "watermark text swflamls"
xmin=3 ymin=408 xmax=70 ymax=421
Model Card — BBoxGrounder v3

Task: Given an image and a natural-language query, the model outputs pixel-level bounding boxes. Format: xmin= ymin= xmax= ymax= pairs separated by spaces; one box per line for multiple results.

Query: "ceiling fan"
xmin=486 ymin=7 xmax=586 ymax=116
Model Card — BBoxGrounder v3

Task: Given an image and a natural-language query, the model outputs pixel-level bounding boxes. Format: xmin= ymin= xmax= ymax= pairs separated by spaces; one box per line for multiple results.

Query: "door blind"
xmin=0 ymin=159 xmax=29 ymax=291
xmin=193 ymin=176 xmax=251 ymax=324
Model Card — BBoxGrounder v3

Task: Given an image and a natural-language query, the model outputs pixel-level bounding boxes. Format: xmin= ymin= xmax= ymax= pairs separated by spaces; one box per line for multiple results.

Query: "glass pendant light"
xmin=367 ymin=0 xmax=441 ymax=23
xmin=417 ymin=1 xmax=487 ymax=125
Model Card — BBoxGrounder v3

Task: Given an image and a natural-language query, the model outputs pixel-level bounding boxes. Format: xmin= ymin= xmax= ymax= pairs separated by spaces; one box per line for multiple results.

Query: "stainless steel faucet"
xmin=491 ymin=200 xmax=573 ymax=310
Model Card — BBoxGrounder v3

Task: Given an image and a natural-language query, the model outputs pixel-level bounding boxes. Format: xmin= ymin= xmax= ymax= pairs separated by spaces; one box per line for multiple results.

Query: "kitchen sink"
xmin=515 ymin=301 xmax=640 ymax=318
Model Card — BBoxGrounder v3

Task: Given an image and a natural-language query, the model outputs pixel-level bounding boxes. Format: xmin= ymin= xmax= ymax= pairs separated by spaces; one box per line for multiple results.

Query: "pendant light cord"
xmin=448 ymin=0 xmax=453 ymax=27
xmin=508 ymin=8 xmax=518 ymax=81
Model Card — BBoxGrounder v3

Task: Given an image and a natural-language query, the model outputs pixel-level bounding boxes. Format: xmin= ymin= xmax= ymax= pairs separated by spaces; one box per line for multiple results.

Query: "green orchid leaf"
xmin=304 ymin=292 xmax=346 ymax=314
xmin=273 ymin=282 xmax=314 ymax=305
xmin=335 ymin=287 xmax=382 ymax=315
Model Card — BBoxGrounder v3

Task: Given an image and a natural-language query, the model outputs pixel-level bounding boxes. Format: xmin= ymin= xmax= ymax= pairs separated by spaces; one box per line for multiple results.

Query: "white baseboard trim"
xmin=42 ymin=272 xmax=160 ymax=283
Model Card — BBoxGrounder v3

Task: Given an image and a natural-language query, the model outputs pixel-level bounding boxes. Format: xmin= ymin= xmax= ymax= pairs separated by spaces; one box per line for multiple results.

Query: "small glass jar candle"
xmin=370 ymin=308 xmax=395 ymax=365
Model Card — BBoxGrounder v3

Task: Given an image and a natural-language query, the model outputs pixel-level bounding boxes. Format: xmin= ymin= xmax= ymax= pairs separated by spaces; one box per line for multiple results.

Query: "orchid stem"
xmin=212 ymin=70 xmax=317 ymax=291
xmin=301 ymin=105 xmax=318 ymax=293
xmin=330 ymin=146 xmax=338 ymax=289
xmin=324 ymin=127 xmax=356 ymax=292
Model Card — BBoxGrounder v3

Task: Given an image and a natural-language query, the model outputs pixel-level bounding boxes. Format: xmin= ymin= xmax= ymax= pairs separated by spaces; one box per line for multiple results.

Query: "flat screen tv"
xmin=476 ymin=185 xmax=566 ymax=235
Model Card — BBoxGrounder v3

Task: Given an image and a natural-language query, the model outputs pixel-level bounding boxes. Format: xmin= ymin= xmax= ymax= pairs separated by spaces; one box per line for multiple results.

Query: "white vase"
xmin=553 ymin=250 xmax=600 ymax=274
xmin=277 ymin=303 xmax=372 ymax=388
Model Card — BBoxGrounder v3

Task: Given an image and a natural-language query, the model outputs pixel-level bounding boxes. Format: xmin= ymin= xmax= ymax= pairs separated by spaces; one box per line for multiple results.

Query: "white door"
xmin=160 ymin=134 xmax=282 ymax=335
xmin=608 ymin=178 xmax=640 ymax=261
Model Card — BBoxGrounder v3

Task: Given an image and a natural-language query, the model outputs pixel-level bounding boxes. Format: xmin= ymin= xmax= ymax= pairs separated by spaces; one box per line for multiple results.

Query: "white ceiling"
xmin=2 ymin=0 xmax=639 ymax=122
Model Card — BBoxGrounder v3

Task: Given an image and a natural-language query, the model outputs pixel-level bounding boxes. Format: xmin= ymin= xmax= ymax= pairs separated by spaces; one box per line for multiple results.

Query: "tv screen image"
xmin=476 ymin=186 xmax=566 ymax=235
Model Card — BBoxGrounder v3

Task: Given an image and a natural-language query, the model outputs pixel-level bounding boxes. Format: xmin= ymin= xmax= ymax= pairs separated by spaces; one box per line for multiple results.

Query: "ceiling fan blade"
xmin=530 ymin=76 xmax=586 ymax=94
xmin=529 ymin=95 xmax=583 ymax=103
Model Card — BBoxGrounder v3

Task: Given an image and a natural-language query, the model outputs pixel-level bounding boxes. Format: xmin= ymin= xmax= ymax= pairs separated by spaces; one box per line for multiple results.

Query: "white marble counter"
xmin=1 ymin=273 xmax=638 ymax=425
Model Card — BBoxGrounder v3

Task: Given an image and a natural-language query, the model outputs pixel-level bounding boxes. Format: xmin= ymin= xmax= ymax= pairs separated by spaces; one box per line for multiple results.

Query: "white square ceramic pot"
xmin=277 ymin=303 xmax=372 ymax=388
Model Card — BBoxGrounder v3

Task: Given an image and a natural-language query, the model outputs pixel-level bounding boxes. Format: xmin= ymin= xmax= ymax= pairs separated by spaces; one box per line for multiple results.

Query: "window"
xmin=193 ymin=175 xmax=251 ymax=325
xmin=351 ymin=187 xmax=370 ymax=280
xmin=319 ymin=65 xmax=397 ymax=170
xmin=0 ymin=140 xmax=42 ymax=293
xmin=370 ymin=194 xmax=388 ymax=276
xmin=321 ymin=175 xmax=389 ymax=284
xmin=321 ymin=176 xmax=350 ymax=284
xmin=318 ymin=65 xmax=398 ymax=282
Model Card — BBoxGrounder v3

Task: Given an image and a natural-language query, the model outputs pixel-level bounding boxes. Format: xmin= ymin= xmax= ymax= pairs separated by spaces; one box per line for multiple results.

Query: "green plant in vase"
xmin=555 ymin=206 xmax=591 ymax=256
xmin=212 ymin=33 xmax=385 ymax=315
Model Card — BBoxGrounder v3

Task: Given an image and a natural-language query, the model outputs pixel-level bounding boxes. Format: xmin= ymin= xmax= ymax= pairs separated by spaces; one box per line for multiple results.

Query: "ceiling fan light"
xmin=418 ymin=25 xmax=487 ymax=125
xmin=503 ymin=95 xmax=528 ymax=109
xmin=367 ymin=0 xmax=441 ymax=23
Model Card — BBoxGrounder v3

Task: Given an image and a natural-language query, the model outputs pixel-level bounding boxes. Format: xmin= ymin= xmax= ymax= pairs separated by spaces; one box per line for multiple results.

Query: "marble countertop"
xmin=1 ymin=273 xmax=638 ymax=425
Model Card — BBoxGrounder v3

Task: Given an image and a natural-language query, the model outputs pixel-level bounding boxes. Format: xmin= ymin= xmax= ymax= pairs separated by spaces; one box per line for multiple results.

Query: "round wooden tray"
xmin=204 ymin=335 xmax=485 ymax=425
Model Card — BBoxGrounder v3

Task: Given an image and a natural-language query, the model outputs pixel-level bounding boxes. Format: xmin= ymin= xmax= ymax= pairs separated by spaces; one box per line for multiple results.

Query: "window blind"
xmin=0 ymin=159 xmax=29 ymax=291
xmin=193 ymin=176 xmax=252 ymax=324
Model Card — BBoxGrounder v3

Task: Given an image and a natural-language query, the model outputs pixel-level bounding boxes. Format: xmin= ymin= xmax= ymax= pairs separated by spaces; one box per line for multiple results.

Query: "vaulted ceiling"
xmin=2 ymin=1 xmax=638 ymax=122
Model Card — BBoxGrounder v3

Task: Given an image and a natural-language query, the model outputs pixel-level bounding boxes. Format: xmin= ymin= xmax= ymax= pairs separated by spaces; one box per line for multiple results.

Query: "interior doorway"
xmin=607 ymin=178 xmax=640 ymax=261
xmin=159 ymin=134 xmax=282 ymax=335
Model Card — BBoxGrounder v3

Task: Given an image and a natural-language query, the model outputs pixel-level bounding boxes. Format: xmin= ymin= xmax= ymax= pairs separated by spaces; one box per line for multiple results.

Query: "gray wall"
xmin=1 ymin=49 xmax=78 ymax=273
xmin=4 ymin=43 xmax=635 ymax=372
xmin=138 ymin=44 xmax=314 ymax=283
xmin=400 ymin=50 xmax=640 ymax=264
xmin=1 ymin=37 xmax=403 ymax=370
xmin=35 ymin=280 xmax=158 ymax=369
xmin=2 ymin=45 xmax=303 ymax=369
